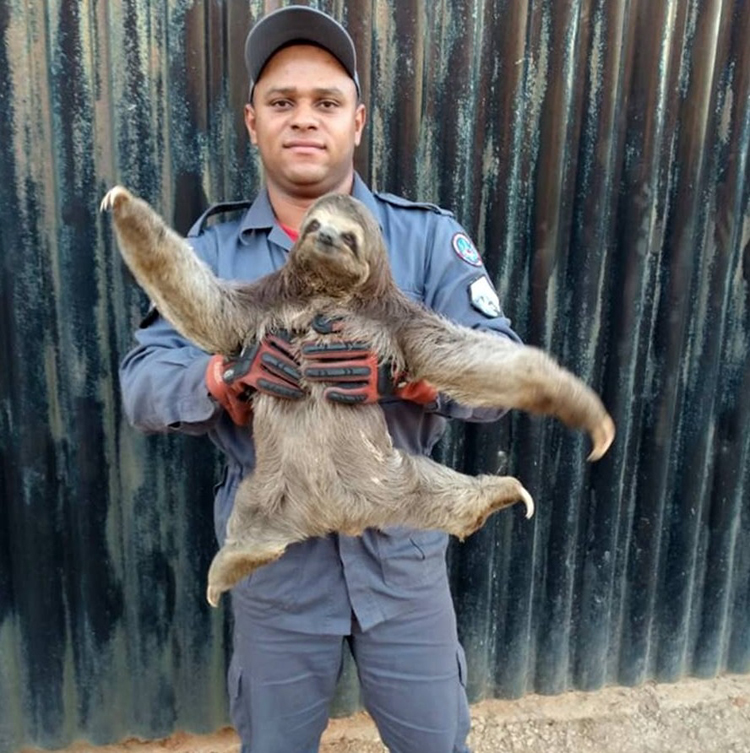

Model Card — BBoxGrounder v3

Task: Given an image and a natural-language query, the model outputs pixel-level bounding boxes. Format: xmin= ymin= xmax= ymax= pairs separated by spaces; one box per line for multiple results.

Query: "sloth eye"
xmin=306 ymin=219 xmax=320 ymax=233
xmin=341 ymin=231 xmax=357 ymax=249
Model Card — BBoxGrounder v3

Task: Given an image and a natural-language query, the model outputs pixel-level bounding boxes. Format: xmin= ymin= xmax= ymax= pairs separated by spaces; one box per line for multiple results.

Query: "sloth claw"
xmin=520 ymin=487 xmax=535 ymax=519
xmin=100 ymin=185 xmax=131 ymax=213
xmin=587 ymin=415 xmax=616 ymax=461
xmin=206 ymin=585 xmax=221 ymax=608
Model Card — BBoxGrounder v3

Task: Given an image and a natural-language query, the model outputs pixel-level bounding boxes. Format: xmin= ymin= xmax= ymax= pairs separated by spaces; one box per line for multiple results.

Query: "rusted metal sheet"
xmin=0 ymin=0 xmax=748 ymax=749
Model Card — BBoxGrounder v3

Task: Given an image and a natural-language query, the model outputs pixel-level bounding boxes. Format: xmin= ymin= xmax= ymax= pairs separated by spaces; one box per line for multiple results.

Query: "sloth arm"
xmin=110 ymin=188 xmax=263 ymax=355
xmin=118 ymin=226 xmax=261 ymax=355
xmin=409 ymin=215 xmax=521 ymax=421
xmin=393 ymin=301 xmax=513 ymax=407
xmin=393 ymin=299 xmax=574 ymax=415
xmin=112 ymin=189 xmax=266 ymax=435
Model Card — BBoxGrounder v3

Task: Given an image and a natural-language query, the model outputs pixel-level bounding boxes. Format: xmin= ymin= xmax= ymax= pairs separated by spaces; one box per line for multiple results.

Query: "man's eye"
xmin=270 ymin=99 xmax=292 ymax=109
xmin=319 ymin=100 xmax=339 ymax=109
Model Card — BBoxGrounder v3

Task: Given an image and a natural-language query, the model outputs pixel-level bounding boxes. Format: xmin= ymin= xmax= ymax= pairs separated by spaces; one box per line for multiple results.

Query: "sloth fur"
xmin=102 ymin=186 xmax=615 ymax=606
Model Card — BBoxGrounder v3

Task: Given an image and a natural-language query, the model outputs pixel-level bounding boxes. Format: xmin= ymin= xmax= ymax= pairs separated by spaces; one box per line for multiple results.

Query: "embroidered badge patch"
xmin=452 ymin=233 xmax=483 ymax=266
xmin=469 ymin=276 xmax=501 ymax=318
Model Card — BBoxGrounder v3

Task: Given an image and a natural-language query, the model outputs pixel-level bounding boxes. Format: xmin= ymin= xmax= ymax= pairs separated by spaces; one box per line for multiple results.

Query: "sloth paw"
xmin=455 ymin=477 xmax=535 ymax=539
xmin=206 ymin=544 xmax=287 ymax=607
xmin=587 ymin=414 xmax=616 ymax=461
xmin=100 ymin=185 xmax=132 ymax=213
xmin=492 ymin=477 xmax=535 ymax=520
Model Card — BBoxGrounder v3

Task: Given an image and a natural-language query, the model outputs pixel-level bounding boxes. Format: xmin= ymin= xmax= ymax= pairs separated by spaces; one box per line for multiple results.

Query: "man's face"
xmin=246 ymin=44 xmax=366 ymax=198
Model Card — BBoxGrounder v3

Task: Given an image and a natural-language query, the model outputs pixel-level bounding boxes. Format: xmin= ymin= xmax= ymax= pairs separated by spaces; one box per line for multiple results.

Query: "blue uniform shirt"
xmin=119 ymin=174 xmax=521 ymax=633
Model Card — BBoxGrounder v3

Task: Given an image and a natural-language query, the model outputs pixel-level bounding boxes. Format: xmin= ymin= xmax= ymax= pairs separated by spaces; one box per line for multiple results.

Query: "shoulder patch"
xmin=374 ymin=191 xmax=454 ymax=217
xmin=187 ymin=200 xmax=254 ymax=238
xmin=452 ymin=233 xmax=483 ymax=267
xmin=469 ymin=276 xmax=502 ymax=318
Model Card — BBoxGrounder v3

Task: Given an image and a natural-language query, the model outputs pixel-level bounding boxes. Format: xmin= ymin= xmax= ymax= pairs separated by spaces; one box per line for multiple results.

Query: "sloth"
xmin=101 ymin=186 xmax=615 ymax=607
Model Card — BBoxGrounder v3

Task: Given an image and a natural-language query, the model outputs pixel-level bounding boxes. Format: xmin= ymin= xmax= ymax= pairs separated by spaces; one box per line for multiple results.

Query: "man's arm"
xmin=119 ymin=312 xmax=221 ymax=436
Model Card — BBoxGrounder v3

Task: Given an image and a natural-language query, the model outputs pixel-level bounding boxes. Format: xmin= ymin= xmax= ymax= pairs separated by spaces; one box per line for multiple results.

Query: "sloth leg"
xmin=206 ymin=531 xmax=292 ymax=608
xmin=206 ymin=483 xmax=302 ymax=607
xmin=381 ymin=452 xmax=534 ymax=539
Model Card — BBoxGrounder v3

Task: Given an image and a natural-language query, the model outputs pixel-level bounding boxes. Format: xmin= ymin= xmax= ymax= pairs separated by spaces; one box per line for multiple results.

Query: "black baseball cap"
xmin=245 ymin=6 xmax=361 ymax=100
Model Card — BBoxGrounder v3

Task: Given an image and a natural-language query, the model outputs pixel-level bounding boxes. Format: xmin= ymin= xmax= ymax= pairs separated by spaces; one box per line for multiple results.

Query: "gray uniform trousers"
xmin=229 ymin=575 xmax=471 ymax=753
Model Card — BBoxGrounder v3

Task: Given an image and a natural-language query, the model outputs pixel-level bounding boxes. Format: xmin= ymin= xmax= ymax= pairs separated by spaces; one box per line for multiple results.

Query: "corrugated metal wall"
xmin=1 ymin=0 xmax=748 ymax=749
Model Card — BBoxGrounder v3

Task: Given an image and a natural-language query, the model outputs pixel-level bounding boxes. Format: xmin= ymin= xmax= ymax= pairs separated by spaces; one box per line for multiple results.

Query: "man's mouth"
xmin=285 ymin=140 xmax=326 ymax=151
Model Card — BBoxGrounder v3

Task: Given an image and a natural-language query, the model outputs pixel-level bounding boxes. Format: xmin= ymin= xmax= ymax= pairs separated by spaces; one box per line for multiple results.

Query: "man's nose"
xmin=291 ymin=103 xmax=318 ymax=129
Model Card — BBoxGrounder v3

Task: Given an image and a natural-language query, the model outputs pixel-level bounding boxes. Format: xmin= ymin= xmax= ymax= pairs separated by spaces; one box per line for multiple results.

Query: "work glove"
xmin=206 ymin=332 xmax=305 ymax=425
xmin=300 ymin=315 xmax=439 ymax=406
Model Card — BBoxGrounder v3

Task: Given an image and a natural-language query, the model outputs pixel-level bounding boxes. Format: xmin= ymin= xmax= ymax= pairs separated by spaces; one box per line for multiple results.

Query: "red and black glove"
xmin=206 ymin=332 xmax=305 ymax=425
xmin=300 ymin=315 xmax=438 ymax=406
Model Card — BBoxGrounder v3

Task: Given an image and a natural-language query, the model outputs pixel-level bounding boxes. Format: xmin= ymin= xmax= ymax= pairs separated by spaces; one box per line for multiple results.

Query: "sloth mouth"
xmin=313 ymin=241 xmax=351 ymax=265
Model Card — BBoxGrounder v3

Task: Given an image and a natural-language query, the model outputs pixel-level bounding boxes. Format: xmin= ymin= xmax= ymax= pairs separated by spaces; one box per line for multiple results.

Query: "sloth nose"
xmin=317 ymin=227 xmax=336 ymax=246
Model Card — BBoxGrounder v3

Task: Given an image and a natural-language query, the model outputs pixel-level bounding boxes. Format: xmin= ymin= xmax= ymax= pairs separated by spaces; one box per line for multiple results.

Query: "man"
xmin=119 ymin=6 xmax=520 ymax=753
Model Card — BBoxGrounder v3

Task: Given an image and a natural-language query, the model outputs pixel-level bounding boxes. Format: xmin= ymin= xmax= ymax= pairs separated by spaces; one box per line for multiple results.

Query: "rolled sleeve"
xmin=119 ymin=317 xmax=221 ymax=435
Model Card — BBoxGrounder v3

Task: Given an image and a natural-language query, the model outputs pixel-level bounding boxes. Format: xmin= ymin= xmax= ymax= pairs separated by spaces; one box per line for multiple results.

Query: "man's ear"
xmin=245 ymin=104 xmax=258 ymax=145
xmin=354 ymin=103 xmax=366 ymax=147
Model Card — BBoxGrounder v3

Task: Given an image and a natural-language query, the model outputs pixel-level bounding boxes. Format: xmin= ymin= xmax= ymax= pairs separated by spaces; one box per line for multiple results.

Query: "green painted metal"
xmin=1 ymin=0 xmax=748 ymax=750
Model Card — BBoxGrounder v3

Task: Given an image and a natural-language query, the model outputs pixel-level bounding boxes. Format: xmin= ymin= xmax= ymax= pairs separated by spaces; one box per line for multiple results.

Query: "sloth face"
xmin=293 ymin=195 xmax=375 ymax=292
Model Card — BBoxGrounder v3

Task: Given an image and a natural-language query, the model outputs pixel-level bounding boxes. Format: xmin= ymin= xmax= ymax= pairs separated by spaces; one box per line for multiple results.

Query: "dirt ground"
xmin=23 ymin=674 xmax=750 ymax=753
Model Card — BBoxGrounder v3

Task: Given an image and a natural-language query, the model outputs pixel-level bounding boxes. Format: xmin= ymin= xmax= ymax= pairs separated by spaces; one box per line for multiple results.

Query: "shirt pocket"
xmin=239 ymin=541 xmax=307 ymax=611
xmin=375 ymin=527 xmax=448 ymax=588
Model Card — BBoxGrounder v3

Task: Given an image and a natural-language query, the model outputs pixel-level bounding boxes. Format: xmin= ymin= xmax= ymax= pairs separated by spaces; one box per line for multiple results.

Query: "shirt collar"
xmin=240 ymin=188 xmax=276 ymax=234
xmin=239 ymin=172 xmax=382 ymax=243
xmin=351 ymin=173 xmax=382 ymax=226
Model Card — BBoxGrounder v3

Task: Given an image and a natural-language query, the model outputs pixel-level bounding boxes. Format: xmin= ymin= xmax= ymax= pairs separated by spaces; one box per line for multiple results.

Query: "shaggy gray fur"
xmin=101 ymin=187 xmax=615 ymax=606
